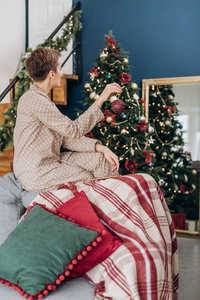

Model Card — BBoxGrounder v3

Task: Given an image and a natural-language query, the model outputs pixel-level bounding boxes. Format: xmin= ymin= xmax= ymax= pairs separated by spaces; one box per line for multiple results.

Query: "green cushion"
xmin=0 ymin=204 xmax=99 ymax=297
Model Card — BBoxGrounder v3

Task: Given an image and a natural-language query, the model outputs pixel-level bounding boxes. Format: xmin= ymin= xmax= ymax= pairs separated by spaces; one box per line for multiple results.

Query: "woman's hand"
xmin=94 ymin=83 xmax=122 ymax=109
xmin=95 ymin=144 xmax=119 ymax=172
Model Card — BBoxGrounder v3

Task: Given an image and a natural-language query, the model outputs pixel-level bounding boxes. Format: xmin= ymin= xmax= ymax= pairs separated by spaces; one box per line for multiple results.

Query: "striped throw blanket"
xmin=22 ymin=173 xmax=179 ymax=300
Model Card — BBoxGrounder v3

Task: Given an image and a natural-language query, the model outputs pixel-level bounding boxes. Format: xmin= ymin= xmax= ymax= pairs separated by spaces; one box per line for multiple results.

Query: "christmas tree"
xmin=80 ymin=30 xmax=197 ymax=218
xmin=148 ymin=84 xmax=197 ymax=215
xmin=80 ymin=31 xmax=154 ymax=176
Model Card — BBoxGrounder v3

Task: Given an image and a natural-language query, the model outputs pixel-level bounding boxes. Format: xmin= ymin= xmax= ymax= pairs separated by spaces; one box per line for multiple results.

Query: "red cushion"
xmin=56 ymin=190 xmax=122 ymax=276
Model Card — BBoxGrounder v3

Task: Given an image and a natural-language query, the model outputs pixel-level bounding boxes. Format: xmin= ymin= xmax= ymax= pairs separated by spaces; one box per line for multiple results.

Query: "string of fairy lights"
xmin=84 ymin=76 xmax=148 ymax=160
xmin=150 ymin=85 xmax=177 ymax=147
xmin=84 ymin=54 xmax=148 ymax=161
xmin=149 ymin=84 xmax=196 ymax=198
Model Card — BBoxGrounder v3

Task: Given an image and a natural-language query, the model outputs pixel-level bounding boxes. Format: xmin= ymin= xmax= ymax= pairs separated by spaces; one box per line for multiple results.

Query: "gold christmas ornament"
xmin=106 ymin=116 xmax=112 ymax=123
xmin=165 ymin=120 xmax=171 ymax=126
xmin=123 ymin=58 xmax=129 ymax=64
xmin=174 ymin=184 xmax=179 ymax=191
xmin=121 ymin=129 xmax=129 ymax=134
xmin=131 ymin=82 xmax=138 ymax=89
xmin=162 ymin=151 xmax=167 ymax=157
xmin=84 ymin=83 xmax=90 ymax=89
xmin=130 ymin=148 xmax=135 ymax=156
xmin=89 ymin=92 xmax=96 ymax=99
xmin=140 ymin=116 xmax=146 ymax=121
xmin=192 ymin=169 xmax=197 ymax=175
xmin=148 ymin=126 xmax=154 ymax=134
xmin=100 ymin=51 xmax=107 ymax=60
xmin=109 ymin=95 xmax=118 ymax=103
xmin=93 ymin=94 xmax=100 ymax=100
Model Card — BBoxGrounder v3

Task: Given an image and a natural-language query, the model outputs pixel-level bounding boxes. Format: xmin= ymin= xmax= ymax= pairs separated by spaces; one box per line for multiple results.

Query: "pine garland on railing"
xmin=0 ymin=10 xmax=82 ymax=155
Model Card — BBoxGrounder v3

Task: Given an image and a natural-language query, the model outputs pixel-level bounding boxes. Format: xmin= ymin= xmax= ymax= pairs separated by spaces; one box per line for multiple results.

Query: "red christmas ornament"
xmin=179 ymin=183 xmax=186 ymax=192
xmin=137 ymin=121 xmax=148 ymax=131
xmin=111 ymin=99 xmax=125 ymax=114
xmin=125 ymin=159 xmax=138 ymax=173
xmin=186 ymin=152 xmax=192 ymax=161
xmin=85 ymin=131 xmax=94 ymax=138
xmin=118 ymin=73 xmax=131 ymax=84
xmin=142 ymin=150 xmax=154 ymax=164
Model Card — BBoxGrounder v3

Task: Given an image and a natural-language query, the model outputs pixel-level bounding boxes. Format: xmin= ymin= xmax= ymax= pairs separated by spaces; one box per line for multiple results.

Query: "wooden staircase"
xmin=0 ymin=103 xmax=13 ymax=176
xmin=0 ymin=74 xmax=79 ymax=176
xmin=48 ymin=74 xmax=79 ymax=105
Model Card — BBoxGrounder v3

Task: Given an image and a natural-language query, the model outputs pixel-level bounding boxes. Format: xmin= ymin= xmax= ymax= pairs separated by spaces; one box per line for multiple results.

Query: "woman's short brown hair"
xmin=25 ymin=47 xmax=61 ymax=82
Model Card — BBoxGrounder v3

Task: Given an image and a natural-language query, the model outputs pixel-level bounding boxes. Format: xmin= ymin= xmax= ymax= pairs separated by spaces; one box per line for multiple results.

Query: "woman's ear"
xmin=49 ymin=70 xmax=55 ymax=80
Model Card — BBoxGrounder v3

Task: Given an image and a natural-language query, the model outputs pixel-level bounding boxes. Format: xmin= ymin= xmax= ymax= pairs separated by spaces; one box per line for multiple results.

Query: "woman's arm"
xmin=93 ymin=83 xmax=122 ymax=109
xmin=30 ymin=83 xmax=122 ymax=139
xmin=95 ymin=144 xmax=119 ymax=172
xmin=62 ymin=136 xmax=101 ymax=152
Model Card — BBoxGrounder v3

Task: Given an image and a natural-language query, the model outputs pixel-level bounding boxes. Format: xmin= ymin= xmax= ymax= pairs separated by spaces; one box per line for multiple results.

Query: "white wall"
xmin=28 ymin=0 xmax=73 ymax=76
xmin=0 ymin=0 xmax=73 ymax=103
xmin=173 ymin=83 xmax=200 ymax=161
xmin=0 ymin=0 xmax=25 ymax=103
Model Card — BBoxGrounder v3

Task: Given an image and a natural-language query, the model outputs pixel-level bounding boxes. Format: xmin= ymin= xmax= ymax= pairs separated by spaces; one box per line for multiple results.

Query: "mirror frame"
xmin=142 ymin=76 xmax=200 ymax=238
xmin=142 ymin=76 xmax=200 ymax=122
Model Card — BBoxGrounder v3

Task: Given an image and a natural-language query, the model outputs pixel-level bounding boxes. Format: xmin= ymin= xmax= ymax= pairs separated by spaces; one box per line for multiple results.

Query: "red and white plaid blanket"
xmin=22 ymin=173 xmax=179 ymax=300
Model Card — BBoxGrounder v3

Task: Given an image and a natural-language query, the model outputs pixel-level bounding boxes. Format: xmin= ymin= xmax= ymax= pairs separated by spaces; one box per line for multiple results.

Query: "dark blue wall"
xmin=64 ymin=0 xmax=200 ymax=118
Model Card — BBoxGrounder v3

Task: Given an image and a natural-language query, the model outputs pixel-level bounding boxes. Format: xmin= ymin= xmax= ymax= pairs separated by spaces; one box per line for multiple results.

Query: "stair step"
xmin=10 ymin=74 xmax=79 ymax=106
xmin=0 ymin=146 xmax=13 ymax=177
xmin=0 ymin=160 xmax=13 ymax=176
xmin=0 ymin=102 xmax=14 ymax=176
xmin=0 ymin=103 xmax=12 ymax=123
xmin=48 ymin=74 xmax=79 ymax=105
xmin=0 ymin=147 xmax=13 ymax=160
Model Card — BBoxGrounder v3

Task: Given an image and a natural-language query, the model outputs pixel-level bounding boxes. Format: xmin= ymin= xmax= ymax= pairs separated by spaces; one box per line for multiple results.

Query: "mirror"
xmin=142 ymin=76 xmax=200 ymax=238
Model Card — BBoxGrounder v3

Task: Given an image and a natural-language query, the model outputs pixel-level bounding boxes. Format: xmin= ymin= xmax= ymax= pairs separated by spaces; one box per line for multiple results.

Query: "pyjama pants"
xmin=0 ymin=173 xmax=38 ymax=246
xmin=0 ymin=152 xmax=118 ymax=245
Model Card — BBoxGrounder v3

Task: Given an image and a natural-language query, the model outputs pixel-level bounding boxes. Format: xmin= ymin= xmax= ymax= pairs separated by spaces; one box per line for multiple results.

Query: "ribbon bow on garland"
xmin=164 ymin=106 xmax=176 ymax=117
xmin=105 ymin=35 xmax=118 ymax=56
xmin=87 ymin=67 xmax=98 ymax=80
xmin=142 ymin=150 xmax=154 ymax=164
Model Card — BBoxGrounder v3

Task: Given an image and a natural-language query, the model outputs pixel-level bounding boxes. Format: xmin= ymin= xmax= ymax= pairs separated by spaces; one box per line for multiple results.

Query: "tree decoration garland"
xmin=87 ymin=67 xmax=98 ymax=81
xmin=37 ymin=12 xmax=82 ymax=51
xmin=0 ymin=10 xmax=82 ymax=154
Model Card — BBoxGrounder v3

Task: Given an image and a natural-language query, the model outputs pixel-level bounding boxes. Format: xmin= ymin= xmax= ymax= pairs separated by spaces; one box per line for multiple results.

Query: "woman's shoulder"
xmin=19 ymin=85 xmax=49 ymax=105
xmin=18 ymin=85 xmax=56 ymax=114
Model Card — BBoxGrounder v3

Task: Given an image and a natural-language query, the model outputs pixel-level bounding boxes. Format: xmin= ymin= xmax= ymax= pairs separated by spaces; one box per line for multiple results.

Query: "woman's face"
xmin=53 ymin=60 xmax=62 ymax=88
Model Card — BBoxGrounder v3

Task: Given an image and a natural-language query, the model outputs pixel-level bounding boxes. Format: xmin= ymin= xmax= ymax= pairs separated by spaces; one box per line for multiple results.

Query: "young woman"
xmin=13 ymin=47 xmax=122 ymax=192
